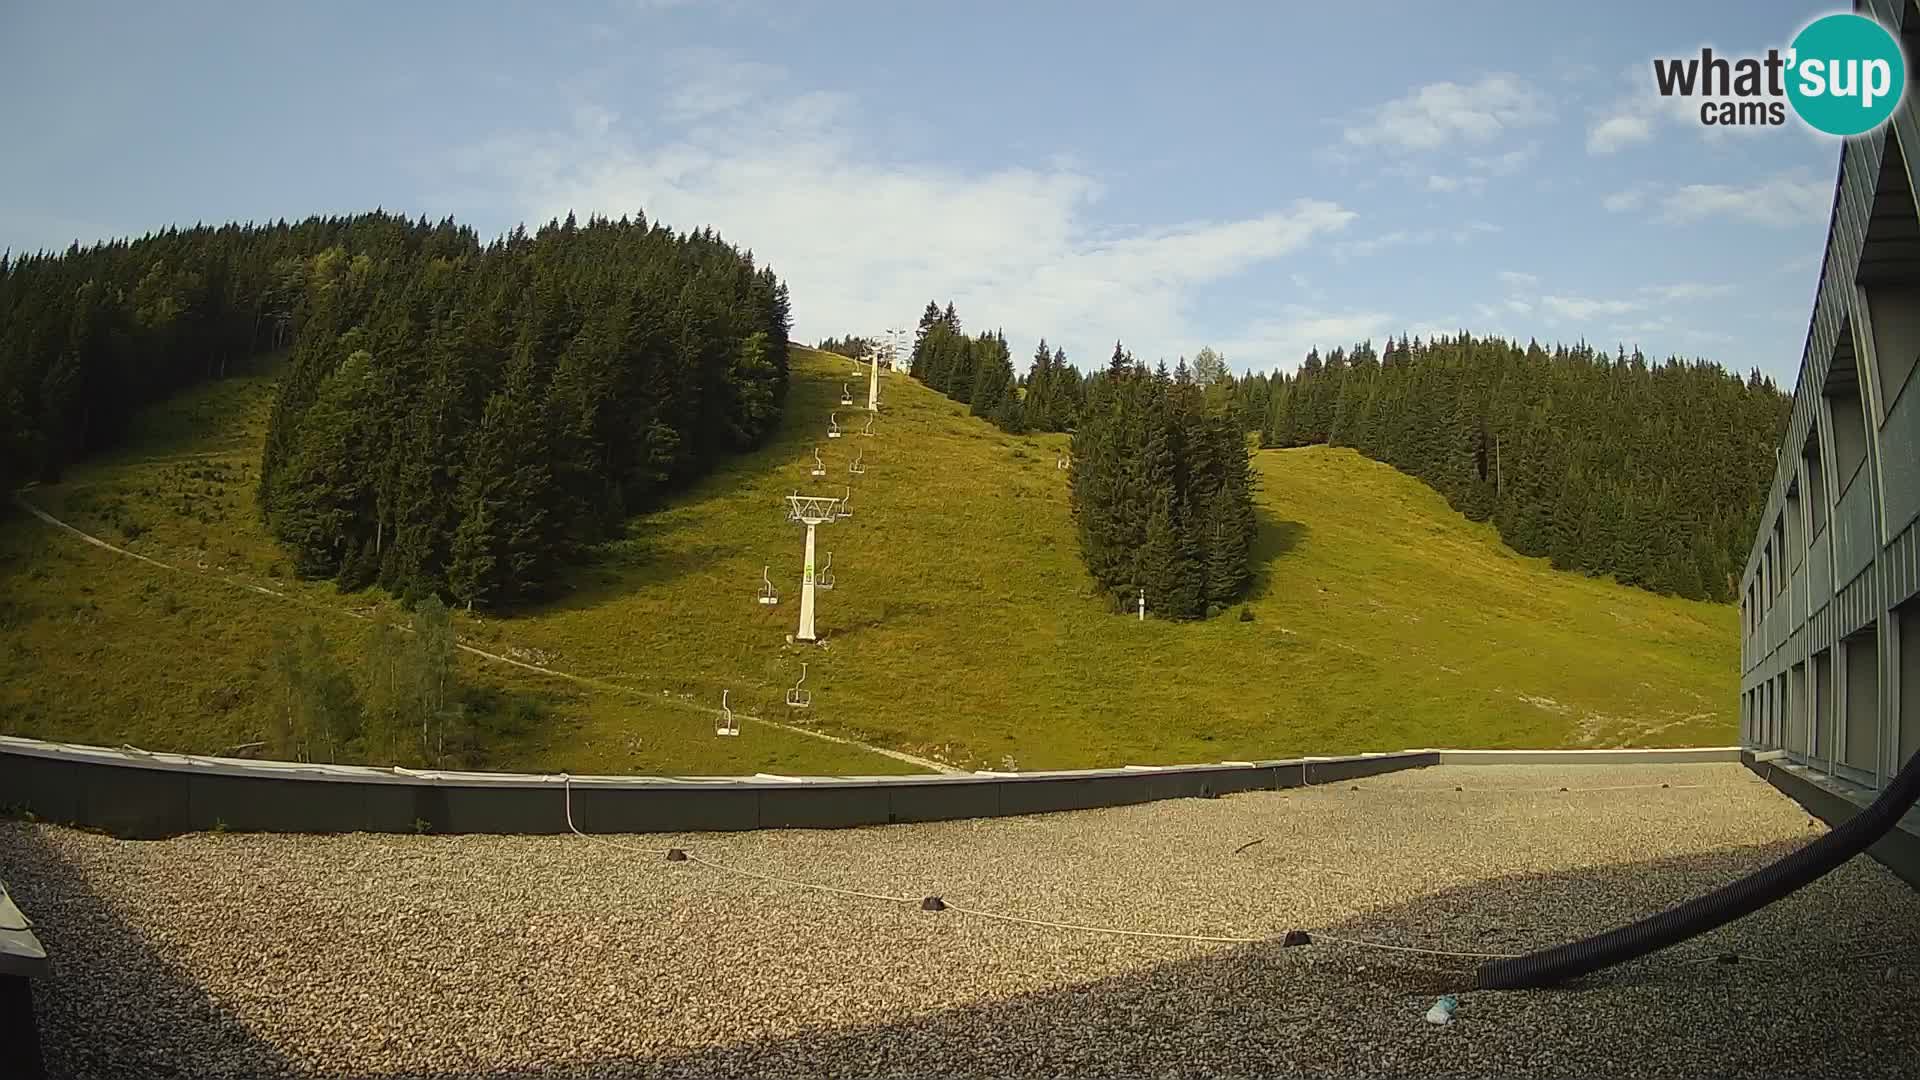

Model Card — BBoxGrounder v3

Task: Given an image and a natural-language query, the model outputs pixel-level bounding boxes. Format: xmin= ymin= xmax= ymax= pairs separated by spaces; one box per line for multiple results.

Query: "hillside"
xmin=0 ymin=346 xmax=1738 ymax=774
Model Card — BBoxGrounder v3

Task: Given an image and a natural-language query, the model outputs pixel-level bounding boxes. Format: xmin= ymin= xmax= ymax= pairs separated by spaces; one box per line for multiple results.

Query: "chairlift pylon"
xmin=827 ymin=412 xmax=843 ymax=439
xmin=757 ymin=566 xmax=779 ymax=605
xmin=816 ymin=551 xmax=835 ymax=590
xmin=841 ymin=383 xmax=854 ymax=406
xmin=849 ymin=448 xmax=865 ymax=476
xmin=811 ymin=446 xmax=826 ymax=477
xmin=786 ymin=663 xmax=812 ymax=708
xmin=716 ymin=689 xmax=739 ymax=736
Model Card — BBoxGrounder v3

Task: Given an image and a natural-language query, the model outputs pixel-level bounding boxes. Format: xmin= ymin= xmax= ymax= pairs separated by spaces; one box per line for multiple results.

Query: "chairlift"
xmin=849 ymin=448 xmax=866 ymax=476
xmin=837 ymin=485 xmax=854 ymax=519
xmin=716 ymin=690 xmax=739 ymax=736
xmin=786 ymin=663 xmax=812 ymax=708
xmin=827 ymin=412 xmax=843 ymax=439
xmin=757 ymin=566 xmax=779 ymax=605
xmin=860 ymin=414 xmax=875 ymax=437
xmin=816 ymin=551 xmax=835 ymax=590
xmin=1057 ymin=452 xmax=1072 ymax=471
xmin=841 ymin=383 xmax=854 ymax=406
xmin=811 ymin=447 xmax=827 ymax=477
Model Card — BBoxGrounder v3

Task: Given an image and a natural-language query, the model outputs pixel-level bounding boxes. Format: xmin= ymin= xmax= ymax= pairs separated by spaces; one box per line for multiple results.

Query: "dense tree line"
xmin=0 ymin=218 xmax=341 ymax=497
xmin=1 ymin=210 xmax=792 ymax=609
xmin=260 ymin=211 xmax=791 ymax=609
xmin=815 ymin=334 xmax=872 ymax=360
xmin=907 ymin=300 xmax=1088 ymax=434
xmin=1071 ymin=344 xmax=1260 ymax=619
xmin=1260 ymin=333 xmax=1789 ymax=602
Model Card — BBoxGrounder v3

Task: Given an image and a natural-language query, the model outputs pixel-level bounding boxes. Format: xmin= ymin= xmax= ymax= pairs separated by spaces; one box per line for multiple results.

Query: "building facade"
xmin=1740 ymin=0 xmax=1920 ymax=801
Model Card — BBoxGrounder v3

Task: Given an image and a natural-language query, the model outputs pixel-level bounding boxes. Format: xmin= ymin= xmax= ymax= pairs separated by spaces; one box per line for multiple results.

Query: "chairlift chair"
xmin=849 ymin=448 xmax=865 ymax=476
xmin=757 ymin=566 xmax=779 ymax=605
xmin=837 ymin=485 xmax=854 ymax=519
xmin=716 ymin=690 xmax=739 ymax=736
xmin=827 ymin=412 xmax=843 ymax=439
xmin=816 ymin=552 xmax=835 ymax=590
xmin=860 ymin=414 xmax=875 ymax=437
xmin=1057 ymin=451 xmax=1072 ymax=470
xmin=786 ymin=663 xmax=812 ymax=708
xmin=841 ymin=383 xmax=854 ymax=406
xmin=811 ymin=447 xmax=827 ymax=477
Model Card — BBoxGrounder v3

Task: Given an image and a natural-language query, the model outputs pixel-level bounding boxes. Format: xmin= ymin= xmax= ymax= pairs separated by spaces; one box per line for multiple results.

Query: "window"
xmin=1804 ymin=432 xmax=1828 ymax=538
xmin=1784 ymin=485 xmax=1804 ymax=570
xmin=1843 ymin=629 xmax=1880 ymax=777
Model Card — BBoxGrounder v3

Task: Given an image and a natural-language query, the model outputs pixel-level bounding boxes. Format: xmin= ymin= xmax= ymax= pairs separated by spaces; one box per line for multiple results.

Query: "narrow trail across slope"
xmin=11 ymin=493 xmax=958 ymax=775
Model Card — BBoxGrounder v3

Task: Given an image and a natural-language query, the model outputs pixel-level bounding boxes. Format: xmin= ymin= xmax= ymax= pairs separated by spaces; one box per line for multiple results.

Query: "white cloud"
xmin=1653 ymin=172 xmax=1830 ymax=227
xmin=1341 ymin=74 xmax=1550 ymax=153
xmin=1331 ymin=220 xmax=1497 ymax=261
xmin=1588 ymin=113 xmax=1654 ymax=154
xmin=1585 ymin=60 xmax=1789 ymax=154
xmin=1642 ymin=281 xmax=1734 ymax=301
xmin=1217 ymin=308 xmax=1461 ymax=373
xmin=1496 ymin=270 xmax=1539 ymax=289
xmin=1541 ymin=294 xmax=1645 ymax=319
xmin=451 ymin=53 xmax=1359 ymax=369
xmin=1470 ymin=144 xmax=1537 ymax=176
xmin=1601 ymin=186 xmax=1648 ymax=212
xmin=1331 ymin=229 xmax=1433 ymax=261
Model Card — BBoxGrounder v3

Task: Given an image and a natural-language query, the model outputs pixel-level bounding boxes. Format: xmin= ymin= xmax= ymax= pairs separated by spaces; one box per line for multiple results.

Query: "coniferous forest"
xmin=908 ymin=300 xmax=1256 ymax=619
xmin=1259 ymin=334 xmax=1790 ymax=602
xmin=909 ymin=300 xmax=1088 ymax=436
xmin=1071 ymin=343 xmax=1260 ymax=619
xmin=2 ymin=210 xmax=792 ymax=609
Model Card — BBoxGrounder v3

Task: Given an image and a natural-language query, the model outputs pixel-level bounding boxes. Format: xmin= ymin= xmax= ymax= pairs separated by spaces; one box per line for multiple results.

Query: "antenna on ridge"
xmin=786 ymin=663 xmax=812 ymax=708
xmin=811 ymin=447 xmax=826 ymax=477
xmin=757 ymin=566 xmax=779 ymax=606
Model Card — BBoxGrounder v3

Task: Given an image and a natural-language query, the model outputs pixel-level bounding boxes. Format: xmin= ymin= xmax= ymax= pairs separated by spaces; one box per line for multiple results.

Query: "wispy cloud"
xmin=1340 ymin=75 xmax=1551 ymax=152
xmin=1653 ymin=172 xmax=1830 ymax=227
xmin=450 ymin=51 xmax=1359 ymax=369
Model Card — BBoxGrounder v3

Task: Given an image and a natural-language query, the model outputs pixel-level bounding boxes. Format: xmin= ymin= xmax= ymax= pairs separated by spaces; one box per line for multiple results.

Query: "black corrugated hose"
xmin=1475 ymin=749 xmax=1920 ymax=990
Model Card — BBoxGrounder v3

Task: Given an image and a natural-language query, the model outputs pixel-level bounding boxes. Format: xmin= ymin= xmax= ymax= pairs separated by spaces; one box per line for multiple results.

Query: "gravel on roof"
xmin=4 ymin=762 xmax=1918 ymax=1079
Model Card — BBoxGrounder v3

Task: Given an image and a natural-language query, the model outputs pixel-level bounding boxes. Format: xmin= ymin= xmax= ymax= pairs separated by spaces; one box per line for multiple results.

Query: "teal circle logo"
xmin=1787 ymin=13 xmax=1906 ymax=136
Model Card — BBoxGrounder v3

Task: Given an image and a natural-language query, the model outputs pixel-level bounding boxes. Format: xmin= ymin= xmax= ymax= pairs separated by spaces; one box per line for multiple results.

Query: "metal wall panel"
xmin=1883 ymin=372 xmax=1920 ymax=540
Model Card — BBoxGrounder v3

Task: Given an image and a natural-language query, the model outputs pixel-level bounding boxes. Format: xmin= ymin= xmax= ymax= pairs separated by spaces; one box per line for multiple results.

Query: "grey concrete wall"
xmin=0 ymin=738 xmax=1753 ymax=840
xmin=0 ymin=738 xmax=1448 ymax=839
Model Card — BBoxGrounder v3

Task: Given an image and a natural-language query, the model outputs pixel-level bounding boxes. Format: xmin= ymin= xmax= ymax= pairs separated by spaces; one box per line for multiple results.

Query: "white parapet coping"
xmin=0 ymin=735 xmax=1740 ymax=791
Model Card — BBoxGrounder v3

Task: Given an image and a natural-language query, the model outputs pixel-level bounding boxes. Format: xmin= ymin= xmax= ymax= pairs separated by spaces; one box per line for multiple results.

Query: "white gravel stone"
xmin=3 ymin=763 xmax=1916 ymax=1078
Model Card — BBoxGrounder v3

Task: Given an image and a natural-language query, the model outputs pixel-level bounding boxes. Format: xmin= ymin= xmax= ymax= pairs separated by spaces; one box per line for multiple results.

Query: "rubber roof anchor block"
xmin=666 ymin=848 xmax=688 ymax=862
xmin=921 ymin=896 xmax=947 ymax=912
xmin=1282 ymin=930 xmax=1313 ymax=947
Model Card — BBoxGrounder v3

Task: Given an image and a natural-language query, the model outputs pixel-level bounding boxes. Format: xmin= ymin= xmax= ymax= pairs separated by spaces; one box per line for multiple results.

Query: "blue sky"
xmin=0 ymin=1 xmax=1857 ymax=384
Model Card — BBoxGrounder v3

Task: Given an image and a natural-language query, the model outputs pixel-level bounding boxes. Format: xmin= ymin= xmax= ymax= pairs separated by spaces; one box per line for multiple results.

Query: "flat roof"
xmin=4 ymin=762 xmax=1916 ymax=1077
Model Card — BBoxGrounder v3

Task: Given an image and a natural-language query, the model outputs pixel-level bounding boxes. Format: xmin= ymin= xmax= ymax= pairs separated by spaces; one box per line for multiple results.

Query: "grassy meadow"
xmin=0 ymin=346 xmax=1739 ymax=774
